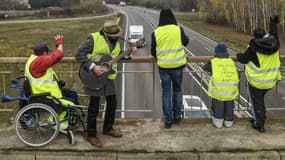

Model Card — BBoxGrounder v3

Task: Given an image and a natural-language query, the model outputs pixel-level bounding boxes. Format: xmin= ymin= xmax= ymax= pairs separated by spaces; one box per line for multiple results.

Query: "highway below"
xmin=113 ymin=5 xmax=285 ymax=118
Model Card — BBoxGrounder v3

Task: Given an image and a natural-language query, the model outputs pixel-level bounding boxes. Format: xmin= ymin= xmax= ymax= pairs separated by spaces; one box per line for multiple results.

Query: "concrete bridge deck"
xmin=0 ymin=118 xmax=285 ymax=160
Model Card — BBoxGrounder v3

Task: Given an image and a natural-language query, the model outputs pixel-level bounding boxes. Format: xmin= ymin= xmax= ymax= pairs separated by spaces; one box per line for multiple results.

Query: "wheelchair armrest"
xmin=29 ymin=92 xmax=51 ymax=99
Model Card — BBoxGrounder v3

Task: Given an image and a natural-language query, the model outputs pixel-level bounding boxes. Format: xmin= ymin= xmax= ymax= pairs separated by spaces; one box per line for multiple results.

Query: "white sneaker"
xmin=212 ymin=117 xmax=223 ymax=128
xmin=224 ymin=121 xmax=234 ymax=128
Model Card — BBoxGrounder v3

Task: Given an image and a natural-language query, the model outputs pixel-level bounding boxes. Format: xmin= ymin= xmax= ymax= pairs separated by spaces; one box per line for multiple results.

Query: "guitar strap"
xmin=102 ymin=31 xmax=116 ymax=52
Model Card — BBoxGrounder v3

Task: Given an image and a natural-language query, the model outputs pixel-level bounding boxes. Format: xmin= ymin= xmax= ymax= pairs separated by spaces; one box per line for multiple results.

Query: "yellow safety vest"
xmin=25 ymin=55 xmax=74 ymax=106
xmin=88 ymin=32 xmax=121 ymax=80
xmin=208 ymin=58 xmax=239 ymax=101
xmin=245 ymin=51 xmax=281 ymax=89
xmin=154 ymin=25 xmax=186 ymax=68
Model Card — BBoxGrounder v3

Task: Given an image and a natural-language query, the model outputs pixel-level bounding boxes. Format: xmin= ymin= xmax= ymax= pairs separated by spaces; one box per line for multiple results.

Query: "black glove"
xmin=58 ymin=80 xmax=66 ymax=89
xmin=270 ymin=15 xmax=279 ymax=24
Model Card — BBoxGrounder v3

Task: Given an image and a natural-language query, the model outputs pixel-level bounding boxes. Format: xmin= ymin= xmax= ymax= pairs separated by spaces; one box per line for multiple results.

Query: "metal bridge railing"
xmin=0 ymin=56 xmax=284 ymax=119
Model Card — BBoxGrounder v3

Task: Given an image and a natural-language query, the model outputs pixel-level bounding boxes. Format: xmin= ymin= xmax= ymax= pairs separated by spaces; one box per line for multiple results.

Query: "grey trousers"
xmin=212 ymin=98 xmax=234 ymax=121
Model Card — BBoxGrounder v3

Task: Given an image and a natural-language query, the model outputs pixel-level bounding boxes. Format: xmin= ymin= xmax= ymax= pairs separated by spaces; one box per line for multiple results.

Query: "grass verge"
xmin=0 ymin=15 xmax=116 ymax=57
xmin=175 ymin=13 xmax=285 ymax=55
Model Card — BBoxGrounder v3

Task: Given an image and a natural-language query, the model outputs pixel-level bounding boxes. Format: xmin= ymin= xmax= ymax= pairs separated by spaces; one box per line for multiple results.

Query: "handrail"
xmin=0 ymin=55 xmax=284 ymax=63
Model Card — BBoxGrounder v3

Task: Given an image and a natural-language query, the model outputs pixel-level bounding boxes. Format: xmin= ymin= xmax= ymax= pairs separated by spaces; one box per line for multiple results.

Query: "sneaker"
xmin=173 ymin=118 xmax=182 ymax=124
xmin=165 ymin=123 xmax=172 ymax=129
xmin=252 ymin=125 xmax=265 ymax=133
xmin=224 ymin=121 xmax=234 ymax=128
xmin=212 ymin=117 xmax=223 ymax=129
xmin=250 ymin=119 xmax=265 ymax=133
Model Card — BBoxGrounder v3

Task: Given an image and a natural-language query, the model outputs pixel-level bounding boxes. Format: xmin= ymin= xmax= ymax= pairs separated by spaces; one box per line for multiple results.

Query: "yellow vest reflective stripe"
xmin=245 ymin=50 xmax=281 ymax=89
xmin=89 ymin=32 xmax=121 ymax=80
xmin=25 ymin=55 xmax=74 ymax=106
xmin=208 ymin=58 xmax=239 ymax=101
xmin=25 ymin=55 xmax=63 ymax=99
xmin=155 ymin=25 xmax=186 ymax=68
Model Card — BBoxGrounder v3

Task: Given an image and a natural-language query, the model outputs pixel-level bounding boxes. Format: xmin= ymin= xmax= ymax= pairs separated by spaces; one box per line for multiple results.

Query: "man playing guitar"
xmin=76 ymin=20 xmax=137 ymax=147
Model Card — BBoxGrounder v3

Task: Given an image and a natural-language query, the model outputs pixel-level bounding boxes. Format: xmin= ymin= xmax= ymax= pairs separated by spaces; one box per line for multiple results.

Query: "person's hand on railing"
xmin=130 ymin=47 xmax=137 ymax=55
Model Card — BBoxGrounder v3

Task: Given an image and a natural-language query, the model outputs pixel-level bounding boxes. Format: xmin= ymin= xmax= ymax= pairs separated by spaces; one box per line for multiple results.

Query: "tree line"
xmin=28 ymin=0 xmax=80 ymax=9
xmin=113 ymin=0 xmax=285 ymax=38
xmin=0 ymin=0 xmax=80 ymax=10
xmin=199 ymin=0 xmax=285 ymax=38
xmin=106 ymin=0 xmax=198 ymax=11
xmin=0 ymin=0 xmax=107 ymax=16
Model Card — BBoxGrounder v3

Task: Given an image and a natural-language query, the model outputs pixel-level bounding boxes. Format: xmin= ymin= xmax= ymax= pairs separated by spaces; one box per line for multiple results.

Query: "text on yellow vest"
xmin=208 ymin=58 xmax=239 ymax=101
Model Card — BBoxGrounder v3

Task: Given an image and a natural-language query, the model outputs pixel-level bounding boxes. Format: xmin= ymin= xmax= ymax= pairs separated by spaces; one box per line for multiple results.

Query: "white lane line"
xmin=120 ymin=9 xmax=129 ymax=118
xmin=185 ymin=67 xmax=208 ymax=94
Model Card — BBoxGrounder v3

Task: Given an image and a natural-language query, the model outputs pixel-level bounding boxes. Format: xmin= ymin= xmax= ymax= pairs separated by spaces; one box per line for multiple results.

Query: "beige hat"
xmin=102 ymin=20 xmax=122 ymax=38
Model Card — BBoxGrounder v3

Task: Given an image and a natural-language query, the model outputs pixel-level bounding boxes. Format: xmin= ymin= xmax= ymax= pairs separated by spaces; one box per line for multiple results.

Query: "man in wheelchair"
xmin=24 ymin=35 xmax=78 ymax=132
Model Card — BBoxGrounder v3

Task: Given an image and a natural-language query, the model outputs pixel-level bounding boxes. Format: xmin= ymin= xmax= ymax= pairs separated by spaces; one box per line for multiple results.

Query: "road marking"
xmin=120 ymin=9 xmax=129 ymax=118
xmin=185 ymin=67 xmax=208 ymax=93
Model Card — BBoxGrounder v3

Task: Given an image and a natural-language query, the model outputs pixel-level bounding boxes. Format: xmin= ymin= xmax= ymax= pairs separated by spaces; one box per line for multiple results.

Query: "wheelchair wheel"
xmin=15 ymin=103 xmax=59 ymax=147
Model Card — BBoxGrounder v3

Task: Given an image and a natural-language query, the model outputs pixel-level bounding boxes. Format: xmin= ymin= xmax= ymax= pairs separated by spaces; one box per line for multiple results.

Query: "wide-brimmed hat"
xmin=102 ymin=20 xmax=122 ymax=38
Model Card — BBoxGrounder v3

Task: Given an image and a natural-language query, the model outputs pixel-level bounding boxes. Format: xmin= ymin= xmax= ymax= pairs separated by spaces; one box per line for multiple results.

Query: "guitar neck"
xmin=107 ymin=49 xmax=131 ymax=66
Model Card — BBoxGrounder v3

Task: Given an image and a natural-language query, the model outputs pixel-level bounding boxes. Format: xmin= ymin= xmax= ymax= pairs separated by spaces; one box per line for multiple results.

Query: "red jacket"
xmin=30 ymin=49 xmax=63 ymax=78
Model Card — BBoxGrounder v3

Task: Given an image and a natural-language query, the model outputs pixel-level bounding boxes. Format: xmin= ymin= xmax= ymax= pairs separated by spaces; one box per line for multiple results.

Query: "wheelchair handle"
xmin=17 ymin=75 xmax=26 ymax=80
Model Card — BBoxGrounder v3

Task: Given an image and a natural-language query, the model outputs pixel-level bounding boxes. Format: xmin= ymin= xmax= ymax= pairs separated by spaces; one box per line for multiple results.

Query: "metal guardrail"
xmin=0 ymin=55 xmax=285 ymax=63
xmin=0 ymin=56 xmax=285 ymax=119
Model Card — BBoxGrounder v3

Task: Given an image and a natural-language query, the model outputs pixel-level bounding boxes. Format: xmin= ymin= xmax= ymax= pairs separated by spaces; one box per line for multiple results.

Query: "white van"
xmin=119 ymin=1 xmax=126 ymax=6
xmin=129 ymin=25 xmax=147 ymax=48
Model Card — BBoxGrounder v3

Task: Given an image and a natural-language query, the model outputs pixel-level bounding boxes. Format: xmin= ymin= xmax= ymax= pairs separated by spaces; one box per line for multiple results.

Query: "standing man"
xmin=76 ymin=20 xmax=137 ymax=147
xmin=151 ymin=8 xmax=189 ymax=129
xmin=203 ymin=43 xmax=239 ymax=128
xmin=236 ymin=16 xmax=281 ymax=133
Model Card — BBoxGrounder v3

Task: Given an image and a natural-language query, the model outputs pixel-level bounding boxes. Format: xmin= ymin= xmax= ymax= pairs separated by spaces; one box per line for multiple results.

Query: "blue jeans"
xmin=159 ymin=68 xmax=183 ymax=124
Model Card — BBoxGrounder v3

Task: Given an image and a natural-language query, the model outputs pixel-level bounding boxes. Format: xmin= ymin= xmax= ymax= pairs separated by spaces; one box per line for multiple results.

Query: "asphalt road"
xmin=114 ymin=5 xmax=285 ymax=118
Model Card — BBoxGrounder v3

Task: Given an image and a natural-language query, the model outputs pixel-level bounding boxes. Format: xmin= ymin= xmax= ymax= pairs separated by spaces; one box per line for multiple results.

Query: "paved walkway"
xmin=0 ymin=118 xmax=285 ymax=160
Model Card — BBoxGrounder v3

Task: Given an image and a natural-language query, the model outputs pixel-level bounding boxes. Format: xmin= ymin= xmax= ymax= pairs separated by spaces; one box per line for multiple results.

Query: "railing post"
xmin=2 ymin=74 xmax=6 ymax=109
xmin=152 ymin=63 xmax=156 ymax=120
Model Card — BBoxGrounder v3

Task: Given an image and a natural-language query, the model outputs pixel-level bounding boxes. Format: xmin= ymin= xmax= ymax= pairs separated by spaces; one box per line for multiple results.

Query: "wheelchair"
xmin=1 ymin=75 xmax=87 ymax=147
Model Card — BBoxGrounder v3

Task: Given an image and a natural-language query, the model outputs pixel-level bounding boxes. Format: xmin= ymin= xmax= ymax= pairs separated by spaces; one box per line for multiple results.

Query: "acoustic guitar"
xmin=79 ymin=48 xmax=133 ymax=90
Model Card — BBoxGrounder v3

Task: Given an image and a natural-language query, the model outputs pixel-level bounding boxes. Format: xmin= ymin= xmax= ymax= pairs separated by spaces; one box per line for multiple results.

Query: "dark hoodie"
xmin=236 ymin=19 xmax=280 ymax=67
xmin=151 ymin=8 xmax=189 ymax=64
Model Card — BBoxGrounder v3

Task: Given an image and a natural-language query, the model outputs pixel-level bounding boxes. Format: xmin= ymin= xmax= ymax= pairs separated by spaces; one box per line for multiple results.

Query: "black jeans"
xmin=87 ymin=95 xmax=117 ymax=137
xmin=248 ymin=84 xmax=269 ymax=128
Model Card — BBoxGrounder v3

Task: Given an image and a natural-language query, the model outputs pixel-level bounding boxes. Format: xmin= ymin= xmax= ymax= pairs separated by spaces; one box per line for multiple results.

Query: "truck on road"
xmin=129 ymin=25 xmax=146 ymax=48
xmin=119 ymin=1 xmax=126 ymax=6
